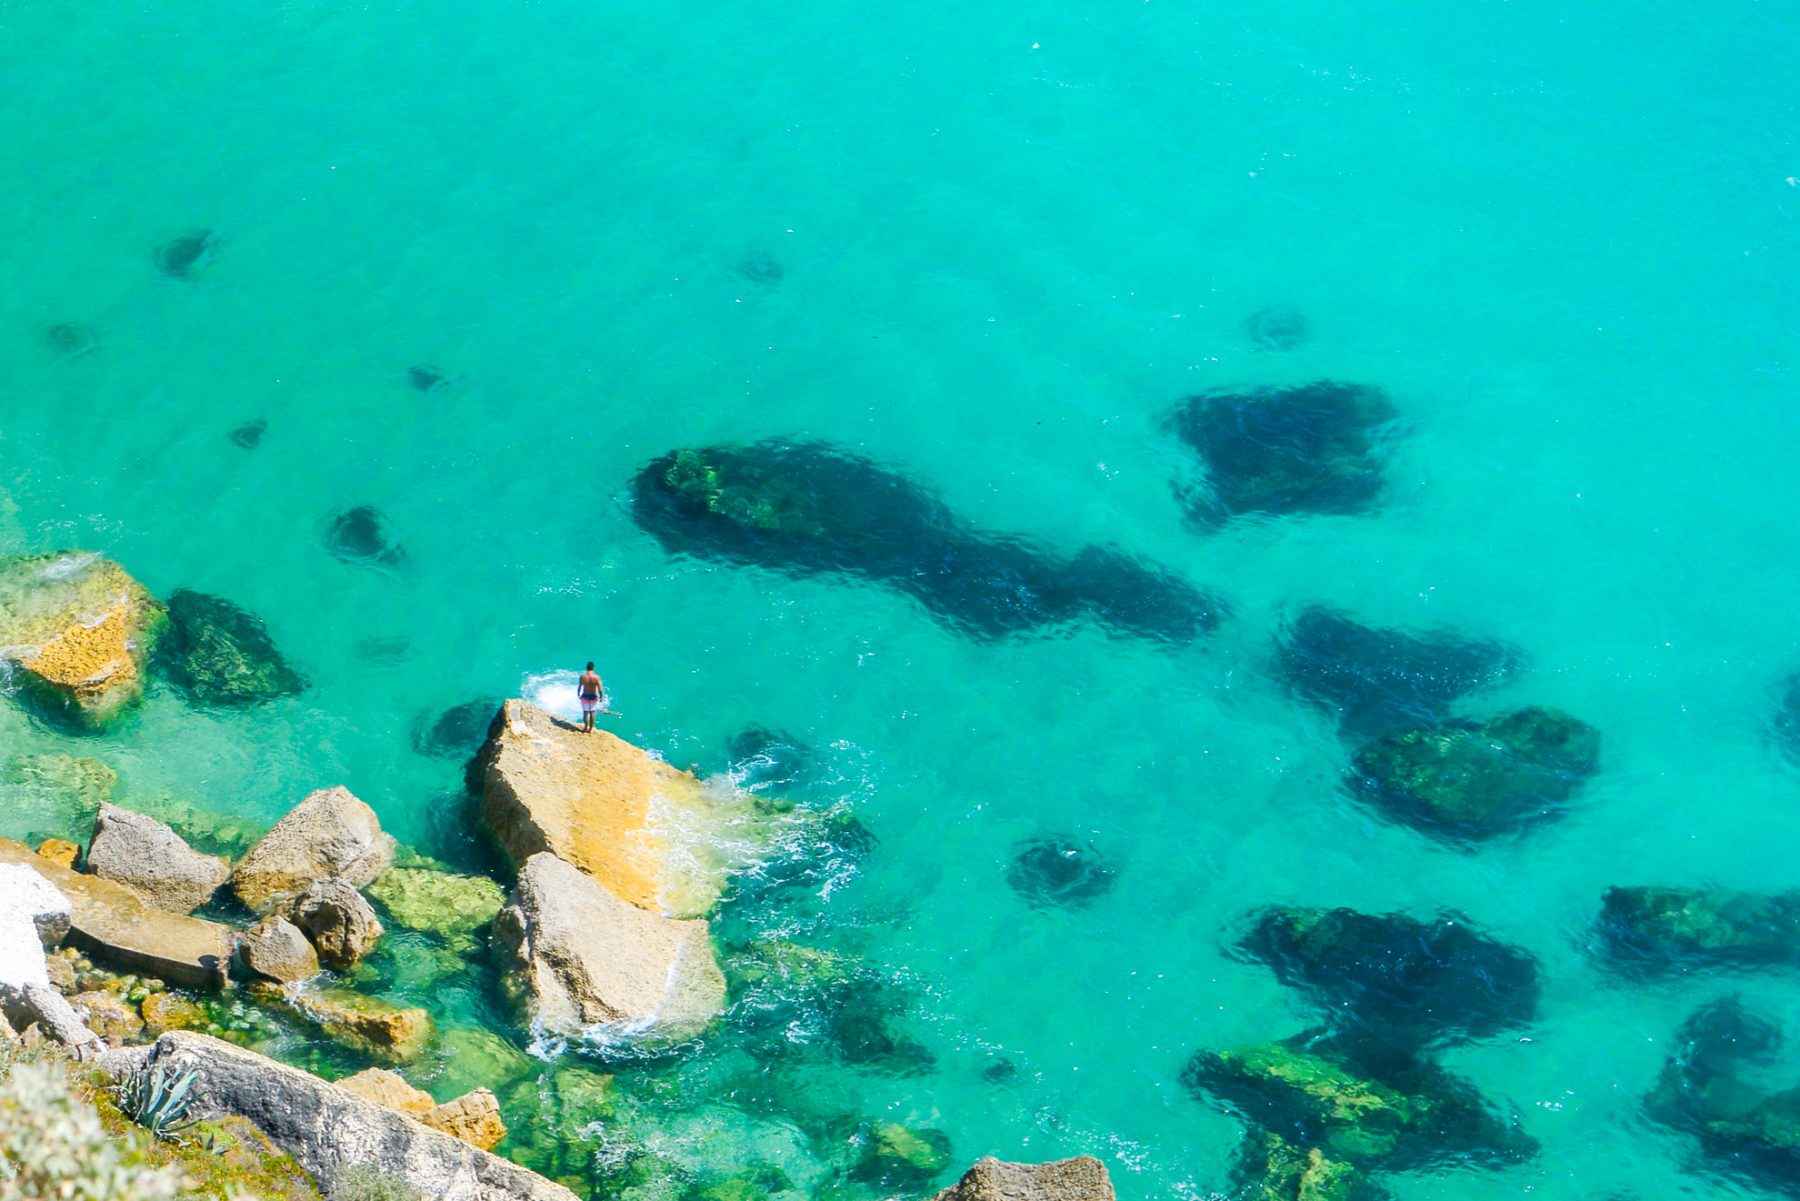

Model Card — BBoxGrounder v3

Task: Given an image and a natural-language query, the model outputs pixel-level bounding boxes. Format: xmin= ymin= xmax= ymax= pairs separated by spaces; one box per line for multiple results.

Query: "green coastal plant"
xmin=0 ymin=1056 xmax=183 ymax=1200
xmin=115 ymin=1061 xmax=201 ymax=1140
xmin=328 ymin=1165 xmax=425 ymax=1201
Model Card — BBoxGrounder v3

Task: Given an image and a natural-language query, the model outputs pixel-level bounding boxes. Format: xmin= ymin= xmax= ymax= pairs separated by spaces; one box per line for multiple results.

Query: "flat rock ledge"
xmin=0 ymin=839 xmax=234 ymax=990
xmin=104 ymin=1032 xmax=578 ymax=1201
xmin=495 ymin=852 xmax=725 ymax=1042
xmin=477 ymin=699 xmax=751 ymax=918
xmin=931 ymin=1156 xmax=1116 ymax=1201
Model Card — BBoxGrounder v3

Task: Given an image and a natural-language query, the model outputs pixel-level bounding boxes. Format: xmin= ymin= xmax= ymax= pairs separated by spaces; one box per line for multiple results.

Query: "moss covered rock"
xmin=1599 ymin=886 xmax=1800 ymax=973
xmin=1 ymin=754 xmax=116 ymax=844
xmin=1348 ymin=706 xmax=1600 ymax=842
xmin=1239 ymin=1134 xmax=1371 ymax=1201
xmin=367 ymin=868 xmax=506 ymax=940
xmin=154 ymin=588 xmax=305 ymax=707
xmin=855 ymin=1122 xmax=953 ymax=1187
xmin=276 ymin=985 xmax=435 ymax=1063
xmin=1182 ymin=1036 xmax=1535 ymax=1172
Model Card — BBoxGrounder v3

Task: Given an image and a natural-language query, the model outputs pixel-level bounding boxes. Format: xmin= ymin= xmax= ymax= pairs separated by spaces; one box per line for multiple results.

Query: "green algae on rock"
xmin=0 ymin=753 xmax=117 ymax=845
xmin=273 ymin=983 xmax=436 ymax=1064
xmin=1182 ymin=1036 xmax=1536 ymax=1174
xmin=1237 ymin=1133 xmax=1371 ymax=1201
xmin=1598 ymin=885 xmax=1800 ymax=974
xmin=367 ymin=867 xmax=506 ymax=941
xmin=153 ymin=588 xmax=306 ymax=707
xmin=0 ymin=552 xmax=166 ymax=727
xmin=854 ymin=1121 xmax=954 ymax=1188
xmin=1348 ymin=706 xmax=1600 ymax=842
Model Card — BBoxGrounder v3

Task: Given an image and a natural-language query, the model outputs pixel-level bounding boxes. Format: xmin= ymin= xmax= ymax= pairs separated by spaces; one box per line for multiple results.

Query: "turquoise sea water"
xmin=4 ymin=0 xmax=1800 ymax=1197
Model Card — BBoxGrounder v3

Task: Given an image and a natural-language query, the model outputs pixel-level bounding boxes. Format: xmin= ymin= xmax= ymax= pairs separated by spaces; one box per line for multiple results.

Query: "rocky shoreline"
xmin=0 ymin=550 xmax=1118 ymax=1200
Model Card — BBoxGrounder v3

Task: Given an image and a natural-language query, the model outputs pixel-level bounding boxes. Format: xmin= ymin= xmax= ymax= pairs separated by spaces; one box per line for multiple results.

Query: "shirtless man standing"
xmin=578 ymin=661 xmax=604 ymax=733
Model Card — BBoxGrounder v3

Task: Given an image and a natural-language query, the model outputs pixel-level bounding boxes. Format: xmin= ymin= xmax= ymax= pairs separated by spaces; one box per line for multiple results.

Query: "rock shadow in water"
xmin=1167 ymin=381 xmax=1396 ymax=527
xmin=1244 ymin=306 xmax=1309 ymax=352
xmin=1237 ymin=906 xmax=1541 ymax=1047
xmin=45 ymin=323 xmax=98 ymax=358
xmin=326 ymin=506 xmax=405 ymax=566
xmin=153 ymin=589 xmax=306 ymax=708
xmin=631 ymin=441 xmax=1224 ymax=645
xmin=154 ymin=229 xmax=216 ymax=278
xmin=1346 ymin=707 xmax=1600 ymax=844
xmin=229 ymin=418 xmax=267 ymax=449
xmin=1646 ymin=996 xmax=1800 ymax=1194
xmin=1773 ymin=673 xmax=1800 ymax=763
xmin=734 ymin=255 xmax=784 ymax=287
xmin=408 ymin=366 xmax=452 ymax=394
xmin=1274 ymin=607 xmax=1523 ymax=740
xmin=413 ymin=699 xmax=502 ymax=760
xmin=1597 ymin=885 xmax=1800 ymax=977
xmin=1006 ymin=836 xmax=1117 ymax=910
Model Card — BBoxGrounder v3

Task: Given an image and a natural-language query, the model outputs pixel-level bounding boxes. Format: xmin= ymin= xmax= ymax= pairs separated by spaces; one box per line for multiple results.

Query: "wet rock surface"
xmin=631 ymin=441 xmax=1222 ymax=645
xmin=0 ymin=552 xmax=167 ymax=727
xmin=1005 ymin=837 xmax=1118 ymax=910
xmin=1168 ymin=382 xmax=1395 ymax=526
xmin=1598 ymin=885 xmax=1800 ymax=974
xmin=1348 ymin=706 xmax=1601 ymax=842
xmin=154 ymin=588 xmax=305 ymax=707
xmin=1239 ymin=906 xmax=1541 ymax=1045
xmin=86 ymin=802 xmax=230 ymax=913
xmin=1274 ymin=608 xmax=1522 ymax=739
xmin=325 ymin=505 xmax=405 ymax=565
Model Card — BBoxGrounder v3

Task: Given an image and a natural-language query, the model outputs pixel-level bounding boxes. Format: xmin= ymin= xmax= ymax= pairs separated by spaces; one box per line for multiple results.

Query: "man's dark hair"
xmin=586 ymin=661 xmax=595 ymax=671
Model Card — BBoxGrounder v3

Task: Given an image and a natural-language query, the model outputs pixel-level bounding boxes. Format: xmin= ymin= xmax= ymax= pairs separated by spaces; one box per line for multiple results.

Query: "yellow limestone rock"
xmin=335 ymin=1069 xmax=507 ymax=1151
xmin=477 ymin=699 xmax=758 ymax=918
xmin=0 ymin=553 xmax=165 ymax=726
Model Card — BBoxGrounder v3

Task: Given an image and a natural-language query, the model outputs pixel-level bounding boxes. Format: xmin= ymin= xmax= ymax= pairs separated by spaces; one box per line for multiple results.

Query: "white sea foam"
xmin=520 ymin=668 xmax=609 ymax=723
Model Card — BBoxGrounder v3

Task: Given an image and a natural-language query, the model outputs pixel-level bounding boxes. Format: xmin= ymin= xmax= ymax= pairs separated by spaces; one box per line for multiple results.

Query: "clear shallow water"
xmin=2 ymin=0 xmax=1799 ymax=1197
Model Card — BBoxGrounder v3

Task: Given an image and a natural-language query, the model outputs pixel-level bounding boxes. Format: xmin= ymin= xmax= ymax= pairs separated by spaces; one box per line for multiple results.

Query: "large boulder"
xmin=478 ymin=699 xmax=755 ymax=917
xmin=239 ymin=913 xmax=320 ymax=983
xmin=85 ymin=803 xmax=230 ymax=913
xmin=103 ymin=1032 xmax=578 ymax=1201
xmin=929 ymin=1156 xmax=1115 ymax=1201
xmin=230 ymin=786 xmax=396 ymax=912
xmin=1348 ymin=707 xmax=1601 ymax=842
xmin=153 ymin=588 xmax=305 ymax=707
xmin=0 ymin=552 xmax=166 ymax=727
xmin=494 ymin=852 xmax=725 ymax=1043
xmin=288 ymin=877 xmax=383 ymax=968
xmin=0 ymin=839 xmax=233 ymax=990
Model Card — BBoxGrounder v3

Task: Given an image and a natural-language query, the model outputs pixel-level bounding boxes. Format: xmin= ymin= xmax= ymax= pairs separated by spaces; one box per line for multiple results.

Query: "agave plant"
xmin=114 ymin=1061 xmax=201 ymax=1140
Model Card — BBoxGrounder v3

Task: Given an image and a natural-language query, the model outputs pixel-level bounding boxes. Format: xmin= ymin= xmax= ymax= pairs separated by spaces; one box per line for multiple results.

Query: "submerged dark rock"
xmin=1168 ymin=381 xmax=1395 ymax=526
xmin=1645 ymin=996 xmax=1800 ymax=1194
xmin=153 ymin=589 xmax=305 ymax=707
xmin=727 ymin=725 xmax=815 ymax=793
xmin=825 ymin=977 xmax=936 ymax=1074
xmin=408 ymin=366 xmax=450 ymax=393
xmin=1274 ymin=608 xmax=1523 ymax=739
xmin=1774 ymin=674 xmax=1800 ymax=762
xmin=413 ymin=700 xmax=501 ymax=760
xmin=1182 ymin=1033 xmax=1536 ymax=1178
xmin=1234 ymin=1132 xmax=1376 ymax=1201
xmin=735 ymin=256 xmax=784 ymax=287
xmin=45 ymin=323 xmax=97 ymax=358
xmin=1006 ymin=837 xmax=1117 ymax=910
xmin=1239 ymin=906 xmax=1541 ymax=1045
xmin=631 ymin=441 xmax=1223 ymax=644
xmin=1348 ymin=707 xmax=1600 ymax=842
xmin=154 ymin=229 xmax=215 ymax=278
xmin=326 ymin=506 xmax=404 ymax=566
xmin=1244 ymin=307 xmax=1309 ymax=352
xmin=229 ymin=418 xmax=267 ymax=449
xmin=1598 ymin=885 xmax=1800 ymax=975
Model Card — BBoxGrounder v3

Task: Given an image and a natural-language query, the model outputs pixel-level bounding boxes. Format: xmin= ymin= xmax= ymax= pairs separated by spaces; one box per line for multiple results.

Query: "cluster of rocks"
xmin=1187 ymin=905 xmax=1541 ymax=1199
xmin=0 ymin=551 xmax=304 ymax=728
